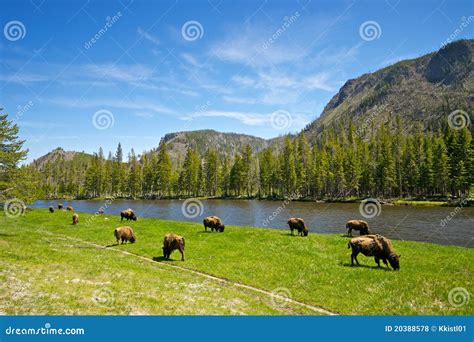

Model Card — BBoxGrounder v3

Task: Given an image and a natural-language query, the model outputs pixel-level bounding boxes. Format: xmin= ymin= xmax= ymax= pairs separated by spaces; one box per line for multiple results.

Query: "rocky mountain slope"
xmin=303 ymin=39 xmax=474 ymax=141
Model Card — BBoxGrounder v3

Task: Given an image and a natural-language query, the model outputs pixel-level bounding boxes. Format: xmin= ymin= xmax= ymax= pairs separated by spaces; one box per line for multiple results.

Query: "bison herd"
xmin=48 ymin=204 xmax=400 ymax=270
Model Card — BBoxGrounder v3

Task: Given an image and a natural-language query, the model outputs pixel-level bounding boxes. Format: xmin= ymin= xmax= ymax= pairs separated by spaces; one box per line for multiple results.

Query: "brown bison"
xmin=162 ymin=233 xmax=185 ymax=261
xmin=72 ymin=213 xmax=79 ymax=225
xmin=66 ymin=206 xmax=74 ymax=211
xmin=114 ymin=226 xmax=136 ymax=244
xmin=287 ymin=218 xmax=309 ymax=236
xmin=348 ymin=234 xmax=400 ymax=270
xmin=120 ymin=208 xmax=137 ymax=221
xmin=346 ymin=219 xmax=371 ymax=236
xmin=203 ymin=216 xmax=225 ymax=232
xmin=58 ymin=203 xmax=63 ymax=210
xmin=49 ymin=206 xmax=54 ymax=213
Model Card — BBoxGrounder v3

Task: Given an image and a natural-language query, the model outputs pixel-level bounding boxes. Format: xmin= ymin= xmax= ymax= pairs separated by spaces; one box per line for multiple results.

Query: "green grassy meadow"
xmin=0 ymin=209 xmax=472 ymax=315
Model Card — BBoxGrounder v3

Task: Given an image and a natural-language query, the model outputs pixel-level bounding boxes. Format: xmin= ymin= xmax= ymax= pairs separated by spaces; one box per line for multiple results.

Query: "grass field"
xmin=0 ymin=209 xmax=472 ymax=315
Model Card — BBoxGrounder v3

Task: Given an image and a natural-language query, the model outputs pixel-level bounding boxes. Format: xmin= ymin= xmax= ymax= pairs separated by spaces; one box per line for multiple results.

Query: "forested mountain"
xmin=304 ymin=39 xmax=474 ymax=142
xmin=29 ymin=40 xmax=473 ymax=200
xmin=145 ymin=130 xmax=279 ymax=165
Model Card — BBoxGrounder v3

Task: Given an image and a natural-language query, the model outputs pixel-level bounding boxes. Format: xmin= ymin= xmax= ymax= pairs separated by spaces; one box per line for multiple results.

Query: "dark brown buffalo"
xmin=346 ymin=220 xmax=371 ymax=236
xmin=58 ymin=203 xmax=63 ymax=210
xmin=162 ymin=233 xmax=185 ymax=261
xmin=114 ymin=226 xmax=136 ymax=244
xmin=66 ymin=206 xmax=74 ymax=211
xmin=203 ymin=216 xmax=225 ymax=232
xmin=120 ymin=208 xmax=137 ymax=221
xmin=72 ymin=213 xmax=79 ymax=225
xmin=287 ymin=218 xmax=309 ymax=236
xmin=348 ymin=234 xmax=400 ymax=270
xmin=49 ymin=206 xmax=54 ymax=213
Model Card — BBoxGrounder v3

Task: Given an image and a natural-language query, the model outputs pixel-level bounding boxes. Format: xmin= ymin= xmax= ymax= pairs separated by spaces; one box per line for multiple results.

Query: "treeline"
xmin=36 ymin=119 xmax=473 ymax=200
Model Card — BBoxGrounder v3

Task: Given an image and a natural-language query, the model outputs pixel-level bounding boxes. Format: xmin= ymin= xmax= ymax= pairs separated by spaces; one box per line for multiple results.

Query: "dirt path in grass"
xmin=48 ymin=232 xmax=337 ymax=315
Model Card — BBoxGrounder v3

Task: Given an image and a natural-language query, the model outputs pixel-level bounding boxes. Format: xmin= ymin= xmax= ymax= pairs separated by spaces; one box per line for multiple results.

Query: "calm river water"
xmin=32 ymin=199 xmax=473 ymax=247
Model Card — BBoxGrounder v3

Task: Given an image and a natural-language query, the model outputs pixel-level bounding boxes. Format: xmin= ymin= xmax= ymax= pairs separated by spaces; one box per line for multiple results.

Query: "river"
xmin=31 ymin=199 xmax=473 ymax=247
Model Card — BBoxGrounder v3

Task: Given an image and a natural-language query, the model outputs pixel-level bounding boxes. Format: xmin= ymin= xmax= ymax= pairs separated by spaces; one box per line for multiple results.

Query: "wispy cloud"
xmin=184 ymin=109 xmax=310 ymax=128
xmin=48 ymin=97 xmax=176 ymax=115
xmin=137 ymin=27 xmax=160 ymax=45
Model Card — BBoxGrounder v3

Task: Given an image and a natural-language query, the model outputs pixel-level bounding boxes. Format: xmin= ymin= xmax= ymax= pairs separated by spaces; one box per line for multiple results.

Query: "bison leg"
xmin=347 ymin=228 xmax=352 ymax=237
xmin=382 ymin=258 xmax=389 ymax=268
xmin=351 ymin=251 xmax=360 ymax=266
xmin=179 ymin=248 xmax=185 ymax=261
xmin=374 ymin=257 xmax=381 ymax=267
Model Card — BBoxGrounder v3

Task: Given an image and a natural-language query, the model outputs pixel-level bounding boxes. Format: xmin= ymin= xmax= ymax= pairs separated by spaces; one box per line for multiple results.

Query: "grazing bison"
xmin=162 ymin=233 xmax=185 ymax=261
xmin=114 ymin=226 xmax=136 ymax=244
xmin=348 ymin=234 xmax=400 ymax=270
xmin=66 ymin=206 xmax=74 ymax=211
xmin=98 ymin=208 xmax=105 ymax=215
xmin=72 ymin=213 xmax=79 ymax=225
xmin=346 ymin=219 xmax=371 ymax=236
xmin=58 ymin=203 xmax=63 ymax=210
xmin=120 ymin=208 xmax=137 ymax=221
xmin=287 ymin=218 xmax=309 ymax=236
xmin=49 ymin=206 xmax=54 ymax=213
xmin=203 ymin=216 xmax=225 ymax=232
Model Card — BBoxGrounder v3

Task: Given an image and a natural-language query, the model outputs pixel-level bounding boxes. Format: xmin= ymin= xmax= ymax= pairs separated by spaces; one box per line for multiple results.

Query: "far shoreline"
xmin=32 ymin=196 xmax=473 ymax=207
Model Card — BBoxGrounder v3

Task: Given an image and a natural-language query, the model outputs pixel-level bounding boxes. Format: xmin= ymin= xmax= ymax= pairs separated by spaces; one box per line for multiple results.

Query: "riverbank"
xmin=38 ymin=195 xmax=473 ymax=207
xmin=0 ymin=209 xmax=472 ymax=315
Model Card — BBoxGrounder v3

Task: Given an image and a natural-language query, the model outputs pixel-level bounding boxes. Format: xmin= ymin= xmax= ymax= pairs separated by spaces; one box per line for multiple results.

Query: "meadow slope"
xmin=0 ymin=209 xmax=472 ymax=315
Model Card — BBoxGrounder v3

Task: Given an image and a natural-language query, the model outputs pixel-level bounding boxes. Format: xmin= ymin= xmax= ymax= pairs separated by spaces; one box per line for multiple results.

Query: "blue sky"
xmin=1 ymin=0 xmax=473 ymax=162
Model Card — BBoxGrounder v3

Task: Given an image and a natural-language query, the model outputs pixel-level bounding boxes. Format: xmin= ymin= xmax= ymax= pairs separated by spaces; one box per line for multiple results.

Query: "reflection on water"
xmin=31 ymin=199 xmax=473 ymax=247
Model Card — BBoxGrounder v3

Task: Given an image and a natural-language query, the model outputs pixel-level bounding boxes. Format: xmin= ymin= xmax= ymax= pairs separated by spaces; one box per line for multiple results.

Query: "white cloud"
xmin=48 ymin=97 xmax=176 ymax=115
xmin=137 ymin=27 xmax=160 ymax=45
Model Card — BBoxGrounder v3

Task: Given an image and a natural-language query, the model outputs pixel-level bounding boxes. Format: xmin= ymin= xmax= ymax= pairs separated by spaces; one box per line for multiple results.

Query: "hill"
xmin=145 ymin=129 xmax=284 ymax=163
xmin=32 ymin=147 xmax=93 ymax=171
xmin=304 ymin=39 xmax=474 ymax=141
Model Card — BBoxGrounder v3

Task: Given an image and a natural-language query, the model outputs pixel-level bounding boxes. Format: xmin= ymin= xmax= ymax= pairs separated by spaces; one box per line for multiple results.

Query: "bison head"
xmin=303 ymin=229 xmax=309 ymax=236
xmin=388 ymin=254 xmax=400 ymax=270
xmin=219 ymin=224 xmax=225 ymax=232
xmin=130 ymin=235 xmax=136 ymax=243
xmin=131 ymin=214 xmax=137 ymax=221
